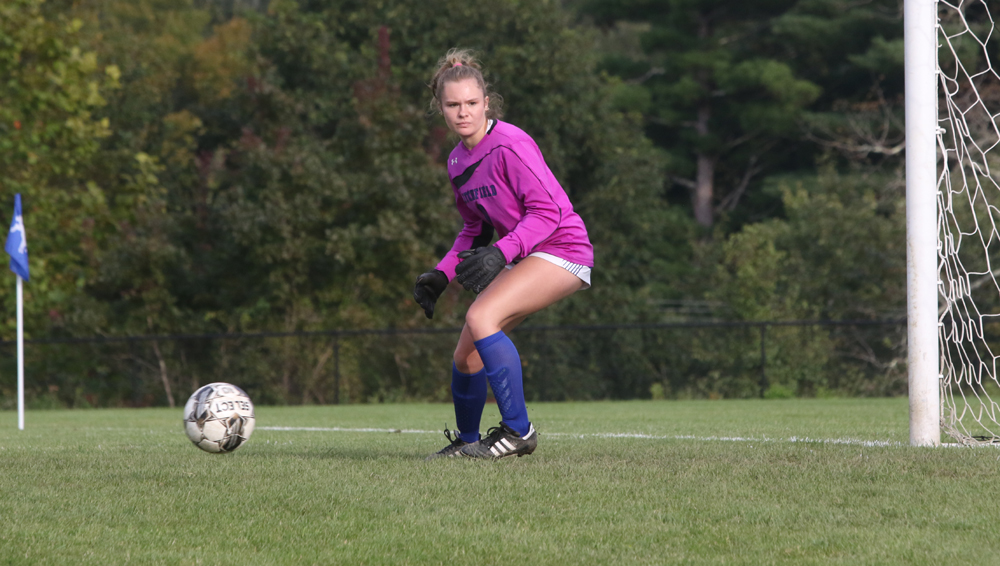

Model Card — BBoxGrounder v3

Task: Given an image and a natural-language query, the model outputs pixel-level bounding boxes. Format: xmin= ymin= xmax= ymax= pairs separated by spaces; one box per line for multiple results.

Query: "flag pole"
xmin=16 ymin=273 xmax=23 ymax=430
xmin=6 ymin=193 xmax=29 ymax=430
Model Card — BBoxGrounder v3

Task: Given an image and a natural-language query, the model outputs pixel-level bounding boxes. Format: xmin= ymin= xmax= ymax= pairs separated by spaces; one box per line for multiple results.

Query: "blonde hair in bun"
xmin=428 ymin=48 xmax=503 ymax=119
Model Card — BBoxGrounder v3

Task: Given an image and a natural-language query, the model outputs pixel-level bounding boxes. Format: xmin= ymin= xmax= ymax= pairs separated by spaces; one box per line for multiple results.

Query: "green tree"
xmin=56 ymin=0 xmax=225 ymax=406
xmin=0 ymin=0 xmax=120 ymax=335
xmin=708 ymin=166 xmax=907 ymax=395
xmin=776 ymin=0 xmax=905 ymax=165
xmin=578 ymin=0 xmax=821 ymax=228
xmin=0 ymin=0 xmax=131 ymax=407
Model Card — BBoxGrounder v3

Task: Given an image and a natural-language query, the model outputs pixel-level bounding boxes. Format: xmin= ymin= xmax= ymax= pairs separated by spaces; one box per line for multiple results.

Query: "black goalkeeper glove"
xmin=413 ymin=269 xmax=449 ymax=319
xmin=455 ymin=246 xmax=506 ymax=294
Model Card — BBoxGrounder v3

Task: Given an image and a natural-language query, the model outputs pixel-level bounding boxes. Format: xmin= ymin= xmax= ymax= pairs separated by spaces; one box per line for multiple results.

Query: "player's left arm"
xmin=492 ymin=145 xmax=562 ymax=263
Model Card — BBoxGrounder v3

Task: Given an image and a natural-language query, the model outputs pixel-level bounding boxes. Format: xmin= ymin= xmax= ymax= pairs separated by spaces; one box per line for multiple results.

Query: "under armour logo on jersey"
xmin=450 ymin=158 xmax=458 ymax=166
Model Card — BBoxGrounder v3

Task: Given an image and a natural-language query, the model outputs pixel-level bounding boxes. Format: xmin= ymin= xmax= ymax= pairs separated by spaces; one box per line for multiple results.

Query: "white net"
xmin=937 ymin=0 xmax=1000 ymax=443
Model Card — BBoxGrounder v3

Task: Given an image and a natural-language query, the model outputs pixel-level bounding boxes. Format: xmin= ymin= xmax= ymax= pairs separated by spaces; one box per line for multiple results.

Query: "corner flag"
xmin=6 ymin=194 xmax=28 ymax=430
xmin=5 ymin=194 xmax=29 ymax=281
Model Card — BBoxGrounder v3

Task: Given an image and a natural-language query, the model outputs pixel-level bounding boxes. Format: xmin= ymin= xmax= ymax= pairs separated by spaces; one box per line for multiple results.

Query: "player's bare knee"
xmin=453 ymin=349 xmax=482 ymax=374
xmin=463 ymin=302 xmax=499 ymax=339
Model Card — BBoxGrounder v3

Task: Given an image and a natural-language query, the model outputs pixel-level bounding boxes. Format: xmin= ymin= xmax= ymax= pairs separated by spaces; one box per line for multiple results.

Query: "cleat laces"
xmin=426 ymin=425 xmax=470 ymax=460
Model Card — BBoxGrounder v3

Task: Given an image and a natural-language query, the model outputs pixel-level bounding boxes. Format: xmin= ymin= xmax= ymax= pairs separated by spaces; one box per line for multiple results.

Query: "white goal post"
xmin=905 ymin=0 xmax=940 ymax=446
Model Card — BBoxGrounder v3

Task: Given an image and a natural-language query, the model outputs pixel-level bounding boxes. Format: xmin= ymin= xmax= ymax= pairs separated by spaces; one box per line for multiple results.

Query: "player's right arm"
xmin=435 ymin=194 xmax=494 ymax=280
xmin=414 ymin=187 xmax=494 ymax=319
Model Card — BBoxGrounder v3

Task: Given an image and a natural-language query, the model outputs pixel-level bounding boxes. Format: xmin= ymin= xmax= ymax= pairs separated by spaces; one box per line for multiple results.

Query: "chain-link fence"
xmin=0 ymin=319 xmax=907 ymax=409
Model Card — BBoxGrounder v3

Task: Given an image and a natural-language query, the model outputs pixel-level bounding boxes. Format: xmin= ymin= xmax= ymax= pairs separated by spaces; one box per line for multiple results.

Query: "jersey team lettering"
xmin=460 ymin=184 xmax=497 ymax=203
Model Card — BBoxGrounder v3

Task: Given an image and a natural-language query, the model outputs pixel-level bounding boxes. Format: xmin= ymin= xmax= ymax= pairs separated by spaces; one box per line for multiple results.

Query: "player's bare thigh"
xmin=453 ymin=256 xmax=584 ymax=371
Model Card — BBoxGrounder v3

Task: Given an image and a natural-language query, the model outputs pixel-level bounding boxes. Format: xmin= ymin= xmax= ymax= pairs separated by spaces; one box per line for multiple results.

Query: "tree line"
xmin=0 ymin=0 xmax=911 ymax=407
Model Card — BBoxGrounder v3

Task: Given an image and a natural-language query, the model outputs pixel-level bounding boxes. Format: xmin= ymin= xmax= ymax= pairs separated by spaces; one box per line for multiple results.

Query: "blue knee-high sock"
xmin=451 ymin=363 xmax=487 ymax=443
xmin=474 ymin=331 xmax=530 ymax=436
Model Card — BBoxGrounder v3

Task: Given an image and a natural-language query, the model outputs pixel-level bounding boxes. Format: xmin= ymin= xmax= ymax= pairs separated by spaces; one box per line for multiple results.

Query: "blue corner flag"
xmin=5 ymin=194 xmax=29 ymax=281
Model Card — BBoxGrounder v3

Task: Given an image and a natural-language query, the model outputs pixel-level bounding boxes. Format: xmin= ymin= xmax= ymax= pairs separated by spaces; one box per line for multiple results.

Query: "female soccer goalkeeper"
xmin=414 ymin=49 xmax=594 ymax=460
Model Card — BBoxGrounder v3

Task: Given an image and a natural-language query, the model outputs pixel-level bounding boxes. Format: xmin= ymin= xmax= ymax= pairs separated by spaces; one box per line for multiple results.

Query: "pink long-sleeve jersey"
xmin=435 ymin=120 xmax=594 ymax=280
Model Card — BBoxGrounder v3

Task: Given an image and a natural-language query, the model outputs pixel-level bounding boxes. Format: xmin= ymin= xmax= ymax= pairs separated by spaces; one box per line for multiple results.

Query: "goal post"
xmin=905 ymin=0 xmax=941 ymax=446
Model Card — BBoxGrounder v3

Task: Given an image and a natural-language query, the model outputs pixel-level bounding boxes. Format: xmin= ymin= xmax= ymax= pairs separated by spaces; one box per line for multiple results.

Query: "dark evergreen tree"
xmin=578 ymin=0 xmax=821 ymax=227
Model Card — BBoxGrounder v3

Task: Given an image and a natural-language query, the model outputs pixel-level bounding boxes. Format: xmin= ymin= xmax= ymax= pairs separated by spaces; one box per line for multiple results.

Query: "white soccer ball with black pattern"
xmin=183 ymin=382 xmax=256 ymax=453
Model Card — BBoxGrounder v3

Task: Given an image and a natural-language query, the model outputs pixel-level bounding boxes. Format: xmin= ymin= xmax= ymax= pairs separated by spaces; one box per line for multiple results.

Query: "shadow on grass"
xmin=242 ymin=442 xmax=431 ymax=462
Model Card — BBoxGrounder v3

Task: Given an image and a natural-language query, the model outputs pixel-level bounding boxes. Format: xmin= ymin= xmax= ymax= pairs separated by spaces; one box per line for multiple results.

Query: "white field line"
xmin=258 ymin=426 xmax=907 ymax=448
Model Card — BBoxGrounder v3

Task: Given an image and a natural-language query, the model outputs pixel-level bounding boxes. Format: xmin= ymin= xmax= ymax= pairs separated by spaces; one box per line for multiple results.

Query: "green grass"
xmin=2 ymin=398 xmax=1000 ymax=565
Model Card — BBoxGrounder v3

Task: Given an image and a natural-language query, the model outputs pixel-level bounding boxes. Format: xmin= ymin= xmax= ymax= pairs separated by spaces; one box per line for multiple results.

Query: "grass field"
xmin=2 ymin=398 xmax=1000 ymax=565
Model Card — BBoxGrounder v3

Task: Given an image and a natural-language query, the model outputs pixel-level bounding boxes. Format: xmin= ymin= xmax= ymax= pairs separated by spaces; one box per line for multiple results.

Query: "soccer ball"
xmin=183 ymin=382 xmax=256 ymax=453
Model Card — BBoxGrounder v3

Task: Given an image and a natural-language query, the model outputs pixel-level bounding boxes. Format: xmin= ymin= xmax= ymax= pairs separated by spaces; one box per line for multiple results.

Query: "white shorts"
xmin=506 ymin=251 xmax=592 ymax=289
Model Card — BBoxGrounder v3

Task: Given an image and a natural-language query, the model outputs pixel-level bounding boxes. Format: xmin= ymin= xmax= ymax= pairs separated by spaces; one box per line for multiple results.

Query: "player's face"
xmin=441 ymin=78 xmax=490 ymax=148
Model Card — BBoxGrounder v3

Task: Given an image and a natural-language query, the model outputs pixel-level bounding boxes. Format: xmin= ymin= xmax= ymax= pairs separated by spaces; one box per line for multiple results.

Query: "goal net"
xmin=937 ymin=0 xmax=1000 ymax=443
